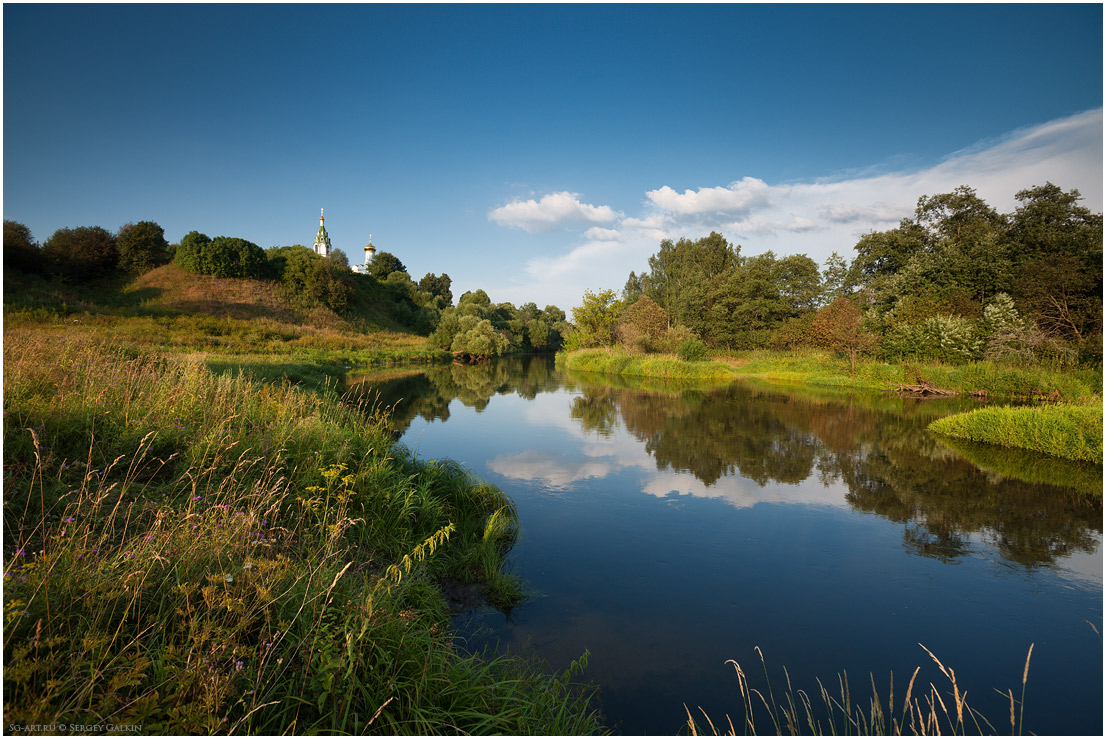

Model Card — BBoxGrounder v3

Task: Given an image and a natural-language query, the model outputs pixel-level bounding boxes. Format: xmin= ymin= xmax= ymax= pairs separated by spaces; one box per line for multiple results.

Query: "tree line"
xmin=569 ymin=182 xmax=1102 ymax=366
xmin=3 ymin=219 xmax=571 ymax=355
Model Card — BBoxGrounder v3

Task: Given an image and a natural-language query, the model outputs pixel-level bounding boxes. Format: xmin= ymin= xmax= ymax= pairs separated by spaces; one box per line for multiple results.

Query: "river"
xmin=347 ymin=356 xmax=1102 ymax=736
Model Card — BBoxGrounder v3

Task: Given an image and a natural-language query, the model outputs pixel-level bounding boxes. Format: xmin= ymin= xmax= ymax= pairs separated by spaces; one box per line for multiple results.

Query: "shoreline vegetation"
xmin=2 ymin=333 xmax=607 ymax=734
xmin=557 ymin=348 xmax=1103 ymax=470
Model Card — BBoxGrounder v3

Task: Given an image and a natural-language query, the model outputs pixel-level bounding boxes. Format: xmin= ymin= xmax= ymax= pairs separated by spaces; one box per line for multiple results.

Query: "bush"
xmin=881 ymin=315 xmax=982 ymax=364
xmin=175 ymin=231 xmax=267 ymax=279
xmin=616 ymin=295 xmax=669 ymax=352
xmin=267 ymin=245 xmax=352 ymax=311
xmin=4 ymin=220 xmax=43 ymax=273
xmin=677 ymin=337 xmax=710 ymax=362
xmin=42 ymin=225 xmax=118 ymax=280
xmin=117 ymin=221 xmax=171 ymax=274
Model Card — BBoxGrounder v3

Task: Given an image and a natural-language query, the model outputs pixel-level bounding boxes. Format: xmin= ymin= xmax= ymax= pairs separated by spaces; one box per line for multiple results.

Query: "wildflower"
xmin=192 ymin=495 xmax=201 ymax=501
xmin=224 ymin=574 xmax=234 ymax=583
xmin=15 ymin=549 xmax=25 ymax=556
xmin=235 ymin=660 xmax=244 ymax=671
xmin=64 ymin=517 xmax=76 ymax=523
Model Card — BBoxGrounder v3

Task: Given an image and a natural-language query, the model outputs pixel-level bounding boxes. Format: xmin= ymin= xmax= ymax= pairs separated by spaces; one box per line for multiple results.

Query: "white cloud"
xmin=491 ymin=108 xmax=1102 ymax=310
xmin=583 ymin=226 xmax=623 ymax=241
xmin=645 ymin=176 xmax=775 ymax=215
xmin=819 ymin=202 xmax=910 ymax=224
xmin=488 ymin=191 xmax=621 ymax=232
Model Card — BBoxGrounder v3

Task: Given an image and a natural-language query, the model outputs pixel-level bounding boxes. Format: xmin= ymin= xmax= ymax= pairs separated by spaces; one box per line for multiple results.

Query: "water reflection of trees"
xmin=345 ymin=356 xmax=561 ymax=437
xmin=562 ymin=373 xmax=1101 ymax=569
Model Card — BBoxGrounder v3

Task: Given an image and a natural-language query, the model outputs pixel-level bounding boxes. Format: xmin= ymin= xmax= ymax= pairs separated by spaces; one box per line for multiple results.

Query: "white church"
xmin=313 ymin=208 xmax=376 ymax=273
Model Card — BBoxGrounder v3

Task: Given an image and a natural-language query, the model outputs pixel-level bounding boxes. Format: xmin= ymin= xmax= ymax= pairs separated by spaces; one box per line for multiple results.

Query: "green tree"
xmin=419 ymin=272 xmax=453 ymax=308
xmin=820 ymin=251 xmax=853 ymax=304
xmin=117 ymin=221 xmax=171 ymax=274
xmin=327 ymin=249 xmax=351 ymax=271
xmin=700 ymin=253 xmax=788 ymax=348
xmin=567 ymin=289 xmax=621 ymax=349
xmin=4 ymin=220 xmax=42 ymax=273
xmin=367 ymin=251 xmax=406 ymax=281
xmin=640 ymin=231 xmax=739 ymax=327
xmin=42 ymin=225 xmax=118 ymax=280
xmin=774 ymin=253 xmax=822 ymax=314
xmin=1007 ymin=183 xmax=1102 ymax=351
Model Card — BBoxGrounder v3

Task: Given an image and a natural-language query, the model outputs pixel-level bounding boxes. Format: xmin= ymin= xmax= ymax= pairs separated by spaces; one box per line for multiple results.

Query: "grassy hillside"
xmin=4 ymin=266 xmax=448 ymax=385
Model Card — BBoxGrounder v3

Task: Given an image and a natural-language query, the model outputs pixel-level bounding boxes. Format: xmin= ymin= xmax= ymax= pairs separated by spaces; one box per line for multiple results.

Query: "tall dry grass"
xmin=686 ymin=644 xmax=1035 ymax=736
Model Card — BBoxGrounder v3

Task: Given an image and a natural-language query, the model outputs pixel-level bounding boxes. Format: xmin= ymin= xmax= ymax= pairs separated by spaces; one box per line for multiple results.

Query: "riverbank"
xmin=2 ymin=332 xmax=607 ymax=734
xmin=557 ymin=348 xmax=1103 ymax=463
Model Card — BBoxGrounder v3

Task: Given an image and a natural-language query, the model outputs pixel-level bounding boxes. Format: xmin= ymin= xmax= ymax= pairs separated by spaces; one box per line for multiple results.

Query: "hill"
xmin=3 ymin=265 xmax=447 ymax=384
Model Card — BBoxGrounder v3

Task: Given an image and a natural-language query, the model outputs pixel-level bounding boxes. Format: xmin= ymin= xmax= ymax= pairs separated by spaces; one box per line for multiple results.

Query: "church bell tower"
xmin=313 ymin=208 xmax=331 ymax=257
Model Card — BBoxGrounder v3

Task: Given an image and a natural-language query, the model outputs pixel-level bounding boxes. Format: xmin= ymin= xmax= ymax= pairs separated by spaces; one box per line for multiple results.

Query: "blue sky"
xmin=4 ymin=3 xmax=1102 ymax=310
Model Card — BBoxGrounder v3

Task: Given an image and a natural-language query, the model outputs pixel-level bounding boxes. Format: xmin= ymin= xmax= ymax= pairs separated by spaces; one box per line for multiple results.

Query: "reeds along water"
xmin=2 ymin=334 xmax=605 ymax=735
xmin=686 ymin=644 xmax=1036 ymax=736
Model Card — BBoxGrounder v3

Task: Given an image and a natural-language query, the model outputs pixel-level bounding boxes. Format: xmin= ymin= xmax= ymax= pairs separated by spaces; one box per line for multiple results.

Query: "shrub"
xmin=267 ymin=245 xmax=352 ymax=311
xmin=117 ymin=221 xmax=171 ymax=274
xmin=678 ymin=337 xmax=710 ymax=362
xmin=616 ymin=295 xmax=669 ymax=353
xmin=175 ymin=232 xmax=267 ymax=279
xmin=881 ymin=315 xmax=982 ymax=364
xmin=3 ymin=220 xmax=43 ymax=273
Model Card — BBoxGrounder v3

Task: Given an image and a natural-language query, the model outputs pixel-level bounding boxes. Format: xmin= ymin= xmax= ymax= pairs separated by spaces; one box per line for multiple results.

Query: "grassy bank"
xmin=929 ymin=405 xmax=1102 ymax=464
xmin=3 ymin=332 xmax=606 ymax=734
xmin=558 ymin=348 xmax=1103 ymax=463
xmin=556 ymin=348 xmax=737 ymax=383
xmin=559 ymin=347 xmax=1103 ymax=401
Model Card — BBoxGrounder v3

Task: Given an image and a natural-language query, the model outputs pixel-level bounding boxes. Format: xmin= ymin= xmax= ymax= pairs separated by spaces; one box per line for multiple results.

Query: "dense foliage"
xmin=585 ymin=182 xmax=1102 ymax=368
xmin=266 ymin=245 xmax=353 ymax=311
xmin=174 ymin=231 xmax=269 ymax=279
xmin=42 ymin=225 xmax=119 ymax=280
xmin=429 ymin=289 xmax=570 ymax=360
xmin=116 ymin=220 xmax=171 ymax=274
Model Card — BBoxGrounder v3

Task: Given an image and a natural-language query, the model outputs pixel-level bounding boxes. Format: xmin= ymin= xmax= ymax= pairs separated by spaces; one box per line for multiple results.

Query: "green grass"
xmin=557 ymin=348 xmax=738 ymax=382
xmin=559 ymin=347 xmax=1102 ymax=403
xmin=928 ymin=405 xmax=1103 ymax=465
xmin=3 ymin=331 xmax=607 ymax=734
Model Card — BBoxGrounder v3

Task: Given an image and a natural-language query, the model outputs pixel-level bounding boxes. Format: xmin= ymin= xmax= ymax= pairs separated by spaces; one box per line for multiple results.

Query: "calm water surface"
xmin=347 ymin=357 xmax=1102 ymax=735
